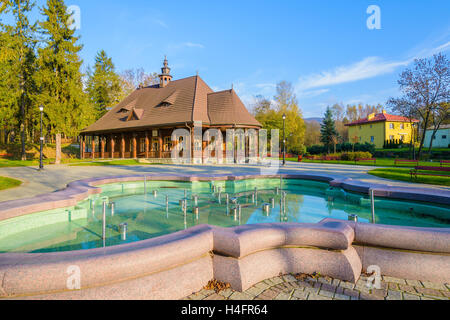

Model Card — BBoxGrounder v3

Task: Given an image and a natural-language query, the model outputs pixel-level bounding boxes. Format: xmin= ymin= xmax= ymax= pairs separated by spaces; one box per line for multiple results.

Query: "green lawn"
xmin=368 ymin=168 xmax=450 ymax=186
xmin=0 ymin=176 xmax=22 ymax=191
xmin=291 ymin=158 xmax=443 ymax=168
xmin=0 ymin=158 xmax=91 ymax=168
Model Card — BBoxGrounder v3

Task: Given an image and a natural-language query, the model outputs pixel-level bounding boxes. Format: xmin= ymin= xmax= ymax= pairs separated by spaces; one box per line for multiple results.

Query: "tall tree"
xmin=253 ymin=82 xmax=307 ymax=154
xmin=0 ymin=28 xmax=18 ymax=143
xmin=35 ymin=0 xmax=94 ymax=164
xmin=304 ymin=120 xmax=321 ymax=147
xmin=274 ymin=82 xmax=306 ymax=155
xmin=320 ymin=107 xmax=338 ymax=154
xmin=1 ymin=0 xmax=37 ymax=159
xmin=388 ymin=53 xmax=449 ymax=159
xmin=86 ymin=50 xmax=123 ymax=119
xmin=331 ymin=103 xmax=348 ymax=143
xmin=120 ymin=68 xmax=158 ymax=96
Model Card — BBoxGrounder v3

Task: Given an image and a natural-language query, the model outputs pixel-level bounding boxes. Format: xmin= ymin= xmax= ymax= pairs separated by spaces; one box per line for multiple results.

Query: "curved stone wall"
xmin=0 ymin=174 xmax=449 ymax=300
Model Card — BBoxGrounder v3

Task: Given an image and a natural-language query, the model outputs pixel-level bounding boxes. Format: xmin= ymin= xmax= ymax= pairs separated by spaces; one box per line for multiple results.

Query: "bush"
xmin=307 ymin=142 xmax=375 ymax=155
xmin=341 ymin=151 xmax=373 ymax=161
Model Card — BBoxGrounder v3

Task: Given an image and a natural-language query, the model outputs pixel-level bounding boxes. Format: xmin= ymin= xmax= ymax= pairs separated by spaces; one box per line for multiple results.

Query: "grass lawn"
xmin=0 ymin=158 xmax=91 ymax=168
xmin=291 ymin=158 xmax=443 ymax=168
xmin=69 ymin=159 xmax=163 ymax=166
xmin=0 ymin=176 xmax=22 ymax=191
xmin=368 ymin=168 xmax=450 ymax=186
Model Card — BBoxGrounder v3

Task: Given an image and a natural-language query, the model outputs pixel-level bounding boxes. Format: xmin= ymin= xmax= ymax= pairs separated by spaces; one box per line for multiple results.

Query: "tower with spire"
xmin=159 ymin=56 xmax=173 ymax=88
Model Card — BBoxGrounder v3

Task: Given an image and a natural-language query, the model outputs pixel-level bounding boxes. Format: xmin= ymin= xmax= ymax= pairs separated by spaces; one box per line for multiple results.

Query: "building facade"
xmin=345 ymin=111 xmax=419 ymax=149
xmin=424 ymin=125 xmax=450 ymax=148
xmin=80 ymin=59 xmax=262 ymax=161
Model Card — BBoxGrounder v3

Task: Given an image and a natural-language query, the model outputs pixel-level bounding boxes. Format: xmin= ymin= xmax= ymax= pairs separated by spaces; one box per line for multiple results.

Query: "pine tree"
xmin=0 ymin=0 xmax=37 ymax=159
xmin=86 ymin=50 xmax=123 ymax=119
xmin=35 ymin=0 xmax=94 ymax=163
xmin=320 ymin=107 xmax=338 ymax=154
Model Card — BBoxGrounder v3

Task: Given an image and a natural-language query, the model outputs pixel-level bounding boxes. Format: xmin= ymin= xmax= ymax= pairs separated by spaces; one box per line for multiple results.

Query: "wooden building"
xmin=80 ymin=58 xmax=262 ymax=160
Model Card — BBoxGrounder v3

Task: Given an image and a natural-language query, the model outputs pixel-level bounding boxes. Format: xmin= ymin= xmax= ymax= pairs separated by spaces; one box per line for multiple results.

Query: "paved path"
xmin=1 ymin=162 xmax=449 ymax=202
xmin=184 ymin=274 xmax=450 ymax=301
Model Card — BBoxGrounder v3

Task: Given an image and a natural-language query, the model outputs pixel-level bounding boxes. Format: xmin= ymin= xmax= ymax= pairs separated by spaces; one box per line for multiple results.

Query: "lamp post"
xmin=282 ymin=113 xmax=286 ymax=166
xmin=39 ymin=106 xmax=44 ymax=171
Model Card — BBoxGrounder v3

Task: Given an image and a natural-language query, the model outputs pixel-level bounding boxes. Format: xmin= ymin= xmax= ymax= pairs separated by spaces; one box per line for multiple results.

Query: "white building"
xmin=424 ymin=124 xmax=450 ymax=148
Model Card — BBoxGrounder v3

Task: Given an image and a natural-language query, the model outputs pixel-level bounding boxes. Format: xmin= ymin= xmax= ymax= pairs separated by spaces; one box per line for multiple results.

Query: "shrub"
xmin=341 ymin=152 xmax=373 ymax=161
xmin=307 ymin=142 xmax=375 ymax=155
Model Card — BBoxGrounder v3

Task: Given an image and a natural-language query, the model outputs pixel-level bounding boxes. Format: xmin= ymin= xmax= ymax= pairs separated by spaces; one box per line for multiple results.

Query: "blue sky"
xmin=13 ymin=0 xmax=450 ymax=117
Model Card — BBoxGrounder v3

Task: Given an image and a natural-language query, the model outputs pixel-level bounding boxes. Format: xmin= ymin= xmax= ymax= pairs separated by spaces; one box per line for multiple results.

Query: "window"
xmin=151 ymin=138 xmax=159 ymax=151
xmin=400 ymin=124 xmax=405 ymax=130
xmin=164 ymin=137 xmax=172 ymax=152
xmin=140 ymin=138 xmax=146 ymax=153
xmin=443 ymin=135 xmax=447 ymax=140
xmin=389 ymin=135 xmax=394 ymax=140
xmin=389 ymin=123 xmax=394 ymax=130
xmin=370 ymin=125 xmax=373 ymax=129
xmin=371 ymin=136 xmax=375 ymax=143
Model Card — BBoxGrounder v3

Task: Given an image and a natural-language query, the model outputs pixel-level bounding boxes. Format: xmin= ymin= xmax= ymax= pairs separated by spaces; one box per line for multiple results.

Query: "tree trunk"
xmin=428 ymin=121 xmax=443 ymax=155
xmin=417 ymin=111 xmax=431 ymax=160
xmin=55 ymin=133 xmax=61 ymax=165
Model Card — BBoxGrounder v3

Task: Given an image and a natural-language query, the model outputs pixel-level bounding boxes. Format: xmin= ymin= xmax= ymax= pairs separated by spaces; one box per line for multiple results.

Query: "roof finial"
xmin=231 ymin=83 xmax=234 ymax=90
xmin=196 ymin=70 xmax=199 ymax=76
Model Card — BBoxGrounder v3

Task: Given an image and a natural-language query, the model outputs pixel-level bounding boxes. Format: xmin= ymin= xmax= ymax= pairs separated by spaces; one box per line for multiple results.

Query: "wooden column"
xmin=145 ymin=131 xmax=149 ymax=159
xmin=91 ymin=135 xmax=96 ymax=160
xmin=110 ymin=134 xmax=115 ymax=159
xmin=80 ymin=135 xmax=85 ymax=159
xmin=101 ymin=136 xmax=105 ymax=159
xmin=121 ymin=133 xmax=125 ymax=159
xmin=132 ymin=134 xmax=137 ymax=159
xmin=158 ymin=131 xmax=163 ymax=158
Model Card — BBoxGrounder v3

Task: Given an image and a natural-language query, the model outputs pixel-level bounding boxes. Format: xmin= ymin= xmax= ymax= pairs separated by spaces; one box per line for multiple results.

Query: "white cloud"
xmin=296 ymin=57 xmax=410 ymax=91
xmin=153 ymin=19 xmax=168 ymax=29
xmin=415 ymin=41 xmax=450 ymax=59
xmin=182 ymin=42 xmax=205 ymax=49
xmin=295 ymin=41 xmax=450 ymax=91
xmin=298 ymin=88 xmax=330 ymax=98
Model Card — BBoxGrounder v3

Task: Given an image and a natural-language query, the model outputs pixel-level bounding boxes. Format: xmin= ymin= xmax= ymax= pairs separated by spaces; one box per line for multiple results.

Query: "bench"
xmin=0 ymin=153 xmax=13 ymax=159
xmin=441 ymin=160 xmax=450 ymax=167
xmin=355 ymin=158 xmax=376 ymax=165
xmin=395 ymin=159 xmax=419 ymax=166
xmin=410 ymin=166 xmax=450 ymax=180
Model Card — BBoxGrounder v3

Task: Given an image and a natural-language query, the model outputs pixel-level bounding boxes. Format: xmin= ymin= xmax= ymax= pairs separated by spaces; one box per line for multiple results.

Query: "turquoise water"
xmin=0 ymin=179 xmax=449 ymax=253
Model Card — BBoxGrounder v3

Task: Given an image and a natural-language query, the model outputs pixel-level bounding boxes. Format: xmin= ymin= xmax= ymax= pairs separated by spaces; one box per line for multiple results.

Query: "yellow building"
xmin=345 ymin=111 xmax=419 ymax=149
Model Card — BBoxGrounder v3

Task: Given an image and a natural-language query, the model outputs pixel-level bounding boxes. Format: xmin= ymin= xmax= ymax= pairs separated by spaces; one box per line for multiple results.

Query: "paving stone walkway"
xmin=184 ymin=274 xmax=450 ymax=301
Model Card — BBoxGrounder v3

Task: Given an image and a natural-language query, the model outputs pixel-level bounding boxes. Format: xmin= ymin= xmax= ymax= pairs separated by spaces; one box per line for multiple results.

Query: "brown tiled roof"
xmin=345 ymin=113 xmax=419 ymax=127
xmin=208 ymin=89 xmax=262 ymax=127
xmin=82 ymin=76 xmax=261 ymax=134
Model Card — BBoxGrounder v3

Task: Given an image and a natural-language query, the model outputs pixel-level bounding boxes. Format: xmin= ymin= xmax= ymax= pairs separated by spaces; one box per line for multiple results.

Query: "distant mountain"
xmin=305 ymin=117 xmax=323 ymax=124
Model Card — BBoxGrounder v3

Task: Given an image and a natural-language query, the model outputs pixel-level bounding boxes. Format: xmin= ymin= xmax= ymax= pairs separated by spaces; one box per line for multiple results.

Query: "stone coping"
xmin=1 ymin=220 xmax=448 ymax=298
xmin=0 ymin=173 xmax=449 ymax=298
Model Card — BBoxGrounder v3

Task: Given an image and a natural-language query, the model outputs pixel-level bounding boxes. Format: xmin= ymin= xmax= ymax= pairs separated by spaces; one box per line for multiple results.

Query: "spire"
xmin=159 ymin=56 xmax=173 ymax=88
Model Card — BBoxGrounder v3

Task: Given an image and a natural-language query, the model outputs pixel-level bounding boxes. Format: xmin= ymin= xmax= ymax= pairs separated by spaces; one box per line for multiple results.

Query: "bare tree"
xmin=120 ymin=68 xmax=158 ymax=96
xmin=388 ymin=53 xmax=450 ymax=160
